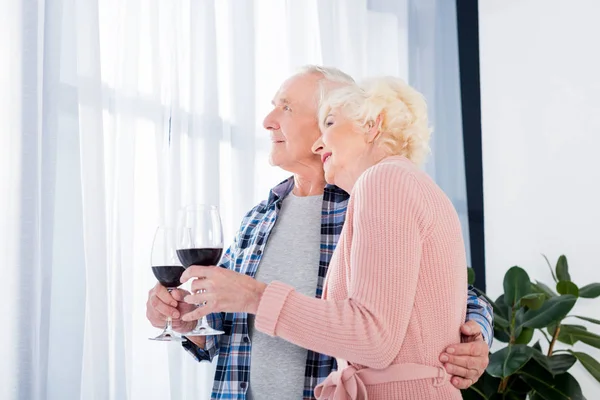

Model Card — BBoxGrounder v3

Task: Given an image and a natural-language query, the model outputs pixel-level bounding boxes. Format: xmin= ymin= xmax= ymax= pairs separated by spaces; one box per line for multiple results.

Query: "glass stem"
xmin=166 ymin=288 xmax=175 ymax=333
xmin=165 ymin=316 xmax=174 ymax=332
xmin=196 ymin=316 xmax=210 ymax=330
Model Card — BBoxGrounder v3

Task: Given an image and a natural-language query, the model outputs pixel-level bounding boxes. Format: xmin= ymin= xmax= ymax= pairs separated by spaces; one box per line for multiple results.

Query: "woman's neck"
xmin=336 ymin=149 xmax=389 ymax=193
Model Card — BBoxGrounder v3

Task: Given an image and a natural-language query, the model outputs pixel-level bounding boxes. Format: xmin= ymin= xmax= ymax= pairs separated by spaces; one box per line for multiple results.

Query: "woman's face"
xmin=311 ymin=108 xmax=369 ymax=187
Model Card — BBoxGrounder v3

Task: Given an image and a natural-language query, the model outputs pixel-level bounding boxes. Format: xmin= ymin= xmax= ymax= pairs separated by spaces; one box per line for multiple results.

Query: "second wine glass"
xmin=149 ymin=226 xmax=186 ymax=342
xmin=177 ymin=204 xmax=225 ymax=336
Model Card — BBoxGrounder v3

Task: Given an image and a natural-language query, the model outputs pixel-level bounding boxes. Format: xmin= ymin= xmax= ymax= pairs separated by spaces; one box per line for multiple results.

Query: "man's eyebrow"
xmin=271 ymin=98 xmax=290 ymax=106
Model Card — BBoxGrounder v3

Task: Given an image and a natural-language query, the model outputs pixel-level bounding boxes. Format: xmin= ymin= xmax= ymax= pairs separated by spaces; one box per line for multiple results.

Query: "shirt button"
xmin=243 ymin=336 xmax=250 ymax=343
xmin=240 ymin=382 xmax=247 ymax=389
xmin=256 ymin=250 xmax=263 ymax=256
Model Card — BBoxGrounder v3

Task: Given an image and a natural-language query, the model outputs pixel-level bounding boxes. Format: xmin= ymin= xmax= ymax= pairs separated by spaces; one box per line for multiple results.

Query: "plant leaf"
xmin=555 ymin=324 xmax=600 ymax=350
xmin=570 ymin=351 xmax=600 ymax=383
xmin=547 ymin=324 xmax=587 ymax=346
xmin=468 ymin=267 xmax=476 ymax=285
xmin=487 ymin=345 xmax=533 ymax=378
xmin=504 ymin=266 xmax=532 ymax=308
xmin=531 ymin=280 xmax=557 ymax=298
xmin=532 ymin=341 xmax=542 ymax=352
xmin=494 ymin=327 xmax=511 ymax=343
xmin=514 ymin=308 xmax=526 ymax=339
xmin=520 ymin=362 xmax=584 ymax=400
xmin=495 ymin=295 xmax=511 ymax=320
xmin=515 ymin=327 xmax=534 ymax=345
xmin=553 ymin=372 xmax=585 ymax=400
xmin=521 ymin=293 xmax=546 ymax=310
xmin=531 ymin=347 xmax=554 ymax=374
xmin=542 ymin=253 xmax=558 ymax=283
xmin=548 ymin=354 xmax=577 ymax=374
xmin=461 ymin=373 xmax=502 ymax=400
xmin=579 ymin=283 xmax=600 ymax=299
xmin=521 ymin=295 xmax=577 ymax=329
xmin=508 ymin=375 xmax=532 ymax=394
xmin=573 ymin=315 xmax=600 ymax=325
xmin=518 ymin=360 xmax=561 ymax=400
xmin=555 ymin=255 xmax=571 ymax=282
xmin=556 ymin=281 xmax=579 ymax=297
xmin=494 ymin=314 xmax=510 ymax=329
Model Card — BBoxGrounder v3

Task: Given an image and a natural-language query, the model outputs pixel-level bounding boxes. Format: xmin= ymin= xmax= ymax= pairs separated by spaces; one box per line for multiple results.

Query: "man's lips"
xmin=321 ymin=152 xmax=332 ymax=164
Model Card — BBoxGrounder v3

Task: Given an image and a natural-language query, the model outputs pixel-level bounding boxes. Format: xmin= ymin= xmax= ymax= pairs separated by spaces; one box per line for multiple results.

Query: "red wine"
xmin=177 ymin=248 xmax=223 ymax=268
xmin=152 ymin=266 xmax=186 ymax=288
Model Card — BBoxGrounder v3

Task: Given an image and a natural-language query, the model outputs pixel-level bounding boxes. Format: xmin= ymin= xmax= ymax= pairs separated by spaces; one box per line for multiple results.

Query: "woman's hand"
xmin=179 ymin=266 xmax=267 ymax=321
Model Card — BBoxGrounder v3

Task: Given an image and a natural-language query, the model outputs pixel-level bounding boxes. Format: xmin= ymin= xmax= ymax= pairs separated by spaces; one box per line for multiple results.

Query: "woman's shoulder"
xmin=355 ymin=156 xmax=423 ymax=192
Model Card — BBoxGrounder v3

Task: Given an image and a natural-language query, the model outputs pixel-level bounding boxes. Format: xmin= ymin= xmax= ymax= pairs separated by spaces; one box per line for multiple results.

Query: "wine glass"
xmin=149 ymin=226 xmax=187 ymax=342
xmin=177 ymin=204 xmax=225 ymax=336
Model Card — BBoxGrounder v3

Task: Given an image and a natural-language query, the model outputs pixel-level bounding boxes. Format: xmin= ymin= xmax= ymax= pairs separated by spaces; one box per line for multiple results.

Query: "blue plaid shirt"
xmin=183 ymin=177 xmax=494 ymax=400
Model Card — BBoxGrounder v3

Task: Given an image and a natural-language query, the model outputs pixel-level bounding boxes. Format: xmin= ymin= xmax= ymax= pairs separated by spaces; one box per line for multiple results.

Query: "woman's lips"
xmin=321 ymin=152 xmax=332 ymax=164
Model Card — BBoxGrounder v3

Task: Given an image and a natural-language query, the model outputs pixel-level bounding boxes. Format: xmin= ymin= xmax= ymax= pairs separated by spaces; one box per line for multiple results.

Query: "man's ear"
xmin=366 ymin=114 xmax=383 ymax=143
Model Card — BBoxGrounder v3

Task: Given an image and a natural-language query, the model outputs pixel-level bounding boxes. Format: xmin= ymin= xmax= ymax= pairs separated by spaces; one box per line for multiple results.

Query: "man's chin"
xmin=324 ymin=171 xmax=336 ymax=186
xmin=268 ymin=155 xmax=279 ymax=167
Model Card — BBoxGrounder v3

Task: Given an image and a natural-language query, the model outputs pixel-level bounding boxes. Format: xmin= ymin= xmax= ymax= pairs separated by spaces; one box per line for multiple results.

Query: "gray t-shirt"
xmin=247 ymin=192 xmax=322 ymax=399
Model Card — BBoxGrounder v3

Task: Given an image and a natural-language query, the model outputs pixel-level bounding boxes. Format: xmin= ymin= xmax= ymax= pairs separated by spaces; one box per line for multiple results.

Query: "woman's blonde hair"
xmin=318 ymin=76 xmax=432 ymax=166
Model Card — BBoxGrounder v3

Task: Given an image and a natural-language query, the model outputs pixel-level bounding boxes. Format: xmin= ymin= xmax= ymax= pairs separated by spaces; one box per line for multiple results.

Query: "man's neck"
xmin=292 ymin=173 xmax=326 ymax=197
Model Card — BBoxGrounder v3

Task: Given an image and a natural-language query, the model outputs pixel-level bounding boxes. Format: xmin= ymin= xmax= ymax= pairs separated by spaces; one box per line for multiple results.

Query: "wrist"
xmin=186 ymin=335 xmax=207 ymax=348
xmin=248 ymin=281 xmax=267 ymax=315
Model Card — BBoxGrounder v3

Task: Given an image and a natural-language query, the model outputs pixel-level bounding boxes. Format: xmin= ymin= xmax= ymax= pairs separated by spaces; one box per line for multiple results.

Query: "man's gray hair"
xmin=295 ymin=65 xmax=356 ymax=107
xmin=295 ymin=65 xmax=355 ymax=85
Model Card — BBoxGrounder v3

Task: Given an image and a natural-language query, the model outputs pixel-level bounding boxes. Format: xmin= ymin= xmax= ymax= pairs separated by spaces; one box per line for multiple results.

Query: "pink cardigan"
xmin=255 ymin=156 xmax=467 ymax=399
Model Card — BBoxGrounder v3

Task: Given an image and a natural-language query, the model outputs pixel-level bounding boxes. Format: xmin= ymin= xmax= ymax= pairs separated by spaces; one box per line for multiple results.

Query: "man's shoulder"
xmin=240 ymin=199 xmax=270 ymax=222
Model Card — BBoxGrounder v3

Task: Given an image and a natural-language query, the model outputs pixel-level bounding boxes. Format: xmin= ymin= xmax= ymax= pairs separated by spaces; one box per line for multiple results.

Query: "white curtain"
xmin=406 ymin=0 xmax=473 ymax=264
xmin=0 ymin=0 xmax=468 ymax=399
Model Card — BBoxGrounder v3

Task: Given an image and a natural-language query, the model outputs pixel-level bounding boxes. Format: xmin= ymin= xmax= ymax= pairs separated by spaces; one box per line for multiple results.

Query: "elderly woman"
xmin=182 ymin=77 xmax=466 ymax=399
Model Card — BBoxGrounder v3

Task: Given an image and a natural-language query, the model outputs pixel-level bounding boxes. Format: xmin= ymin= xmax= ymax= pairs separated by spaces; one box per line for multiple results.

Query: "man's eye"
xmin=283 ymin=105 xmax=291 ymax=111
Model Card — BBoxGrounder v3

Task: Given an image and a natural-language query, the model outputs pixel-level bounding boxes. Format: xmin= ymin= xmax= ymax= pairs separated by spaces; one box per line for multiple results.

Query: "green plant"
xmin=463 ymin=255 xmax=600 ymax=400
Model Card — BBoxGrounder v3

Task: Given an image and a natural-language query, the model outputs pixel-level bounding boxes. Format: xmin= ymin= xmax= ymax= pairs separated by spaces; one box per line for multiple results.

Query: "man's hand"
xmin=146 ymin=283 xmax=196 ymax=333
xmin=440 ymin=320 xmax=490 ymax=389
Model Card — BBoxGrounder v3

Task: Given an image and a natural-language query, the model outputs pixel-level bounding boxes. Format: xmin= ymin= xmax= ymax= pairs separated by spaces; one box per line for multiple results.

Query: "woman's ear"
xmin=366 ymin=114 xmax=383 ymax=143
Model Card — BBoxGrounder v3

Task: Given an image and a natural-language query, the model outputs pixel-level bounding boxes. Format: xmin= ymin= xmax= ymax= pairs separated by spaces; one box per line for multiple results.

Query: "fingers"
xmin=442 ymin=356 xmax=481 ymax=378
xmin=450 ymin=376 xmax=473 ymax=390
xmin=461 ymin=320 xmax=482 ymax=337
xmin=191 ymin=279 xmax=211 ymax=294
xmin=445 ymin=340 xmax=488 ymax=357
xmin=154 ymin=284 xmax=178 ymax=307
xmin=180 ymin=265 xmax=216 ymax=284
xmin=171 ymin=288 xmax=191 ymax=302
xmin=440 ymin=339 xmax=489 ymax=387
xmin=149 ymin=294 xmax=181 ymax=319
xmin=181 ymin=304 xmax=211 ymax=322
xmin=184 ymin=291 xmax=212 ymax=306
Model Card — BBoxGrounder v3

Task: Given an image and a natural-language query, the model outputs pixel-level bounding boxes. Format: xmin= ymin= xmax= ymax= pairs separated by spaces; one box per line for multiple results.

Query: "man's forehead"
xmin=272 ymin=74 xmax=319 ymax=104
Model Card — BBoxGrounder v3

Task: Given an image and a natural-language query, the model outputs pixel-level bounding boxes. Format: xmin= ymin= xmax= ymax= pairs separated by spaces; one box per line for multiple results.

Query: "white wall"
xmin=479 ymin=0 xmax=600 ymax=396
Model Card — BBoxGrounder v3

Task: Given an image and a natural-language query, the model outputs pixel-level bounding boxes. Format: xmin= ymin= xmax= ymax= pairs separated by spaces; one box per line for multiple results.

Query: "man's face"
xmin=262 ymin=73 xmax=323 ymax=173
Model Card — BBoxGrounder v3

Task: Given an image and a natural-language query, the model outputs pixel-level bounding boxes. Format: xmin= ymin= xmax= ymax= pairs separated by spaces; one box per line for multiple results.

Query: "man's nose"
xmin=263 ymin=110 xmax=280 ymax=131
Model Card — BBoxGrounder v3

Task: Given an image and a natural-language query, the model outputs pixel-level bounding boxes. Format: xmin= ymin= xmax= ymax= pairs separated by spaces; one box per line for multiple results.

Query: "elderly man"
xmin=146 ymin=66 xmax=493 ymax=400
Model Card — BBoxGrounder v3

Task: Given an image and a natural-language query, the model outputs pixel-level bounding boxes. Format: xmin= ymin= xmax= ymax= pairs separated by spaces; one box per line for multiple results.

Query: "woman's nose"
xmin=312 ymin=137 xmax=324 ymax=155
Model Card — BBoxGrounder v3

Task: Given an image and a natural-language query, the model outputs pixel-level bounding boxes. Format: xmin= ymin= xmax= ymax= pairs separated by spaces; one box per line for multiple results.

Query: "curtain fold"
xmin=1 ymin=1 xmax=469 ymax=399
